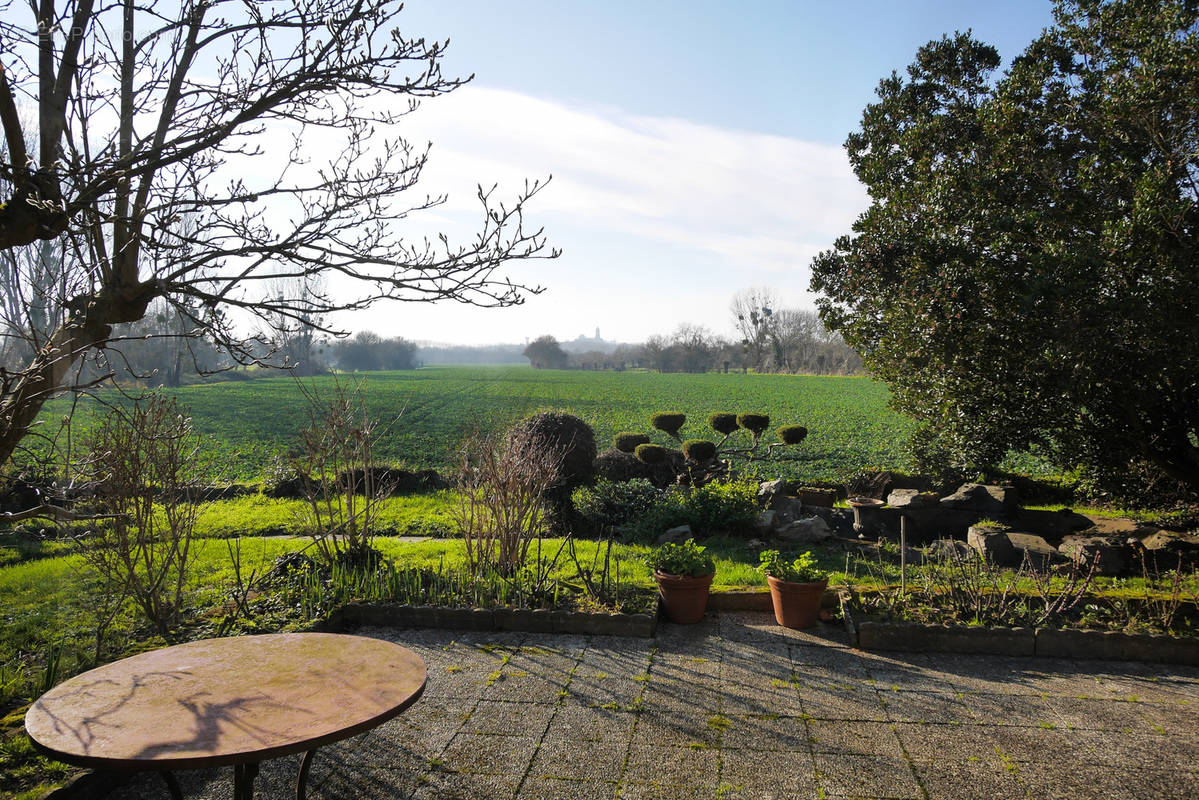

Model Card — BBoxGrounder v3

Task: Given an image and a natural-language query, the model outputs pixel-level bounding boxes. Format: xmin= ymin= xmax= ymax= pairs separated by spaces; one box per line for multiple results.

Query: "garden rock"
xmin=757 ymin=510 xmax=779 ymax=531
xmin=757 ymin=479 xmax=792 ymax=510
xmin=773 ymin=497 xmax=805 ymax=524
xmin=1007 ymin=533 xmax=1063 ymax=570
xmin=886 ymin=488 xmax=939 ymax=509
xmin=939 ymin=483 xmax=1017 ymax=515
xmin=804 ymin=505 xmax=854 ymax=536
xmin=657 ymin=524 xmax=693 ymax=545
xmin=926 ymin=538 xmax=975 ymax=562
xmin=896 ymin=507 xmax=978 ymax=543
xmin=776 ymin=516 xmax=833 ymax=544
xmin=967 ymin=525 xmax=1018 ymax=566
xmin=1058 ymin=534 xmax=1129 ymax=576
xmin=1136 ymin=530 xmax=1199 ymax=568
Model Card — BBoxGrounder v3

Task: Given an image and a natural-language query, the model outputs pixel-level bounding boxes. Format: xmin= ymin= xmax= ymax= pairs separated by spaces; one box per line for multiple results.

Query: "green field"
xmin=43 ymin=366 xmax=917 ymax=484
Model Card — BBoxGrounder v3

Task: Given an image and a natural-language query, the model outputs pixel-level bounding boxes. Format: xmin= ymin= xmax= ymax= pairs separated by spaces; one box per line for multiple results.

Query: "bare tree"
xmin=0 ymin=0 xmax=557 ymax=468
xmin=730 ymin=287 xmax=777 ymax=371
xmin=670 ymin=323 xmax=716 ymax=374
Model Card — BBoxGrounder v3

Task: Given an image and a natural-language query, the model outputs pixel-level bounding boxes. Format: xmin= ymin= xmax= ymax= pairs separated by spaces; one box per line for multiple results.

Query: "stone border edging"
xmin=840 ymin=595 xmax=1199 ymax=665
xmin=311 ymin=602 xmax=658 ymax=637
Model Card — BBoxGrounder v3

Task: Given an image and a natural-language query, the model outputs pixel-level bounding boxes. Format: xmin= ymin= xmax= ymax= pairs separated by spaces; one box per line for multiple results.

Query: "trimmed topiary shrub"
xmin=635 ymin=443 xmax=668 ymax=465
xmin=613 ymin=431 xmax=652 ymax=453
xmin=777 ymin=425 xmax=808 ymax=445
xmin=682 ymin=439 xmax=717 ymax=462
xmin=506 ymin=412 xmax=597 ymax=534
xmin=736 ymin=413 xmax=771 ymax=436
xmin=506 ymin=412 xmax=597 ymax=491
xmin=594 ymin=448 xmax=685 ymax=489
xmin=707 ymin=413 xmax=739 ymax=436
xmin=650 ymin=412 xmax=687 ymax=438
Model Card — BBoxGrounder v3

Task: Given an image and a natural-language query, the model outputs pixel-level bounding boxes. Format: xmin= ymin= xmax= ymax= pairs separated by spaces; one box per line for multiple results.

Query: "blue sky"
xmin=338 ymin=0 xmax=1058 ymax=345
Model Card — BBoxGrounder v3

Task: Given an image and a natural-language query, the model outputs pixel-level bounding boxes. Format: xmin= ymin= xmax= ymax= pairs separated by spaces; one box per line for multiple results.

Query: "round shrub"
xmin=650 ymin=412 xmax=686 ymax=437
xmin=682 ymin=439 xmax=716 ymax=462
xmin=506 ymin=411 xmax=597 ymax=503
xmin=635 ymin=443 xmax=668 ymax=465
xmin=506 ymin=412 xmax=597 ymax=536
xmin=707 ymin=413 xmax=739 ymax=436
xmin=736 ymin=413 xmax=771 ymax=436
xmin=613 ymin=431 xmax=651 ymax=453
xmin=777 ymin=425 xmax=808 ymax=445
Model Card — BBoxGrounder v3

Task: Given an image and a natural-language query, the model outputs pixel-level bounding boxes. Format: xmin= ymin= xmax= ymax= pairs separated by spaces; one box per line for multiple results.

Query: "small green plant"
xmin=758 ymin=550 xmax=827 ymax=583
xmin=645 ymin=538 xmax=715 ymax=577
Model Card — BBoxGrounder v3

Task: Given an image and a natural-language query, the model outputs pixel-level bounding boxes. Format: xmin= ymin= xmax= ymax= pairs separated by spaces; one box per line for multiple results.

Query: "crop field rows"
xmin=41 ymin=366 xmax=917 ymax=484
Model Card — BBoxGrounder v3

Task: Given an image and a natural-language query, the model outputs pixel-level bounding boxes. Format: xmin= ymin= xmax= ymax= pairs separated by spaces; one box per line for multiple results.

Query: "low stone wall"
xmin=841 ymin=599 xmax=1199 ymax=665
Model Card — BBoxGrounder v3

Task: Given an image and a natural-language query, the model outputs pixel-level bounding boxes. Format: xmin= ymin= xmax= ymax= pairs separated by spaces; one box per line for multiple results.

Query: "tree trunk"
xmin=0 ymin=284 xmax=156 ymax=466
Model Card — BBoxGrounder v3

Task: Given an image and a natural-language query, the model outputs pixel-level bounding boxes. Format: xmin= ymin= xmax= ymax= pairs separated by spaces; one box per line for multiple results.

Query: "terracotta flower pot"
xmin=766 ymin=575 xmax=828 ymax=629
xmin=654 ymin=571 xmax=714 ymax=624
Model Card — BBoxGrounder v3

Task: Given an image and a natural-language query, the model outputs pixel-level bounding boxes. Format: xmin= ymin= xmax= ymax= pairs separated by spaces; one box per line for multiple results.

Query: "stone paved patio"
xmin=102 ymin=611 xmax=1199 ymax=799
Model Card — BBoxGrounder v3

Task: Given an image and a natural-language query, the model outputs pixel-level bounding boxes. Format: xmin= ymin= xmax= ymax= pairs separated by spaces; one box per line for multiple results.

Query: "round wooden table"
xmin=25 ymin=633 xmax=426 ymax=799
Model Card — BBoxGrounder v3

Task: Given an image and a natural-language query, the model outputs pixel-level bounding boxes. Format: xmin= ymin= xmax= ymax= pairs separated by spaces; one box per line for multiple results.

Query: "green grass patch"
xmin=31 ymin=366 xmax=915 ymax=484
xmin=192 ymin=491 xmax=459 ymax=539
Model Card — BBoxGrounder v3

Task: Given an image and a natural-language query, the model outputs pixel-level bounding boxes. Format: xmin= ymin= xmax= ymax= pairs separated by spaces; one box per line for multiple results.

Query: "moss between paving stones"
xmin=840 ymin=595 xmax=1199 ymax=665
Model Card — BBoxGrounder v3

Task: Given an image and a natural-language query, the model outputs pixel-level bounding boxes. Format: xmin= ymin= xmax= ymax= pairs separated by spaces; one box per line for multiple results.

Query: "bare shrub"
xmin=291 ymin=379 xmax=393 ymax=566
xmin=454 ymin=427 xmax=564 ymax=576
xmin=80 ymin=394 xmax=207 ymax=638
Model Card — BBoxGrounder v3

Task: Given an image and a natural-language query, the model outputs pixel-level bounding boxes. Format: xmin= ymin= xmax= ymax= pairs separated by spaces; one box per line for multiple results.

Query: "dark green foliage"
xmin=506 ymin=412 xmax=597 ymax=534
xmin=736 ymin=413 xmax=770 ymax=436
xmin=635 ymin=443 xmax=668 ymax=465
xmin=522 ymin=335 xmax=570 ymax=370
xmin=650 ymin=412 xmax=687 ymax=437
xmin=758 ymin=549 xmax=827 ymax=583
xmin=644 ymin=538 xmax=715 ymax=577
xmin=571 ymin=479 xmax=663 ymax=536
xmin=613 ymin=431 xmax=651 ymax=453
xmin=777 ymin=425 xmax=808 ymax=446
xmin=623 ymin=481 xmax=759 ymax=541
xmin=708 ymin=413 xmax=739 ymax=435
xmin=507 ymin=412 xmax=597 ymax=492
xmin=594 ymin=448 xmax=684 ymax=489
xmin=680 ymin=482 xmax=758 ymax=533
xmin=811 ymin=1 xmax=1199 ymax=496
xmin=682 ymin=439 xmax=717 ymax=462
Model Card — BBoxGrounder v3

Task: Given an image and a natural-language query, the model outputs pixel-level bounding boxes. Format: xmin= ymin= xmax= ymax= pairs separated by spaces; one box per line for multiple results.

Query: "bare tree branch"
xmin=0 ymin=0 xmax=558 ymax=466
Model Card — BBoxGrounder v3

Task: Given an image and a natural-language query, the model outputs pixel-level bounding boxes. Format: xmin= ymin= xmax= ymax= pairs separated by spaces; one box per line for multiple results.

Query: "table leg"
xmin=160 ymin=772 xmax=183 ymax=800
xmin=296 ymin=748 xmax=318 ymax=800
xmin=233 ymin=762 xmax=259 ymax=800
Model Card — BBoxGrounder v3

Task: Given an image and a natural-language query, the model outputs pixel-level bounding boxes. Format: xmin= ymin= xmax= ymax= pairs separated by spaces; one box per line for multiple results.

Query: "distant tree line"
xmin=522 ymin=288 xmax=862 ymax=375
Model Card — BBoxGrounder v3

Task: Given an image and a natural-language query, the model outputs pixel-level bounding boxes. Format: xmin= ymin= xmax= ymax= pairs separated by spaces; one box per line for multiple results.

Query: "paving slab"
xmin=65 ymin=611 xmax=1199 ymax=800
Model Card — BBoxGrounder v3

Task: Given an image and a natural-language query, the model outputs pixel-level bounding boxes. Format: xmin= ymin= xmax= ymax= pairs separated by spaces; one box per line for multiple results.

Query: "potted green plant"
xmin=645 ymin=539 xmax=717 ymax=624
xmin=758 ymin=549 xmax=829 ymax=629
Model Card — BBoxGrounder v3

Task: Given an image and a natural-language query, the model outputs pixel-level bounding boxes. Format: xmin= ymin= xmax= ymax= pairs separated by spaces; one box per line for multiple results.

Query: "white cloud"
xmin=307 ymin=86 xmax=870 ymax=343
xmin=401 ymin=86 xmax=868 ymax=274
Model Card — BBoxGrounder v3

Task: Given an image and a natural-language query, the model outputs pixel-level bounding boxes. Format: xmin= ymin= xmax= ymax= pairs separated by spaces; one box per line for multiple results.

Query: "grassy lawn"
xmin=31 ymin=366 xmax=916 ymax=485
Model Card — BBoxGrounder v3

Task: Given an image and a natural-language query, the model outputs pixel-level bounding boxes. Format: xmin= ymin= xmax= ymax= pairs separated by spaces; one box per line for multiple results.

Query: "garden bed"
xmin=840 ymin=593 xmax=1199 ymax=665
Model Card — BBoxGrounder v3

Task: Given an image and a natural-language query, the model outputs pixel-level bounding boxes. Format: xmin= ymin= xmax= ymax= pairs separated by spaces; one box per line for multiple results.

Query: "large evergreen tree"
xmin=811 ymin=0 xmax=1199 ymax=495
